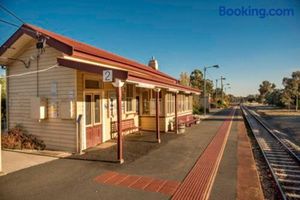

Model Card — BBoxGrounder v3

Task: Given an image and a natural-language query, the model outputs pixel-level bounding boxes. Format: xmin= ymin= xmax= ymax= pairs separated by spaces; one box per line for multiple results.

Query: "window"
xmin=85 ymin=80 xmax=103 ymax=89
xmin=178 ymin=94 xmax=183 ymax=112
xmin=142 ymin=91 xmax=150 ymax=114
xmin=166 ymin=93 xmax=175 ymax=114
xmin=142 ymin=89 xmax=163 ymax=115
xmin=85 ymin=95 xmax=92 ymax=125
xmin=94 ymin=95 xmax=101 ymax=123
xmin=86 ymin=94 xmax=101 ymax=125
xmin=189 ymin=95 xmax=193 ymax=110
xmin=185 ymin=95 xmax=189 ymax=111
xmin=126 ymin=84 xmax=134 ymax=112
xmin=150 ymin=89 xmax=162 ymax=115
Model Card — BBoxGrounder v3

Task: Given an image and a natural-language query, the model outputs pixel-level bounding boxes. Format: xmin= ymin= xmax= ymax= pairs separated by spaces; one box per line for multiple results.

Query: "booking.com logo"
xmin=219 ymin=6 xmax=294 ymax=18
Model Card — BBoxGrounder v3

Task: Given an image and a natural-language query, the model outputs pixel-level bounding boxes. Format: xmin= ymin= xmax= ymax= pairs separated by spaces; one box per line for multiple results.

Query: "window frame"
xmin=125 ymin=84 xmax=134 ymax=113
xmin=85 ymin=93 xmax=102 ymax=127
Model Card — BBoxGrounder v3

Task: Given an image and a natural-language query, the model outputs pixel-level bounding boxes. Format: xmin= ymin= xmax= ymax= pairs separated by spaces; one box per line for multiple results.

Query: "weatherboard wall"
xmin=7 ymin=42 xmax=77 ymax=152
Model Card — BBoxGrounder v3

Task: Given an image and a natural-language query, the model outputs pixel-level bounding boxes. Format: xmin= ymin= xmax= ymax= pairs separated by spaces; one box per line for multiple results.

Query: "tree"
xmin=258 ymin=81 xmax=276 ymax=103
xmin=283 ymin=71 xmax=300 ymax=111
xmin=179 ymin=72 xmax=190 ymax=86
xmin=292 ymin=71 xmax=300 ymax=111
xmin=0 ymin=77 xmax=6 ymax=99
xmin=0 ymin=77 xmax=6 ymax=129
xmin=265 ymin=89 xmax=283 ymax=106
xmin=212 ymin=88 xmax=224 ymax=100
xmin=245 ymin=94 xmax=258 ymax=103
xmin=205 ymin=80 xmax=214 ymax=96
xmin=281 ymin=89 xmax=293 ymax=109
xmin=190 ymin=69 xmax=203 ymax=89
xmin=189 ymin=69 xmax=213 ymax=96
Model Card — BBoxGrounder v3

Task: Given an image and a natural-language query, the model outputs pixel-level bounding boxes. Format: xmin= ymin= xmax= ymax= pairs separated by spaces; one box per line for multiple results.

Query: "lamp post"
xmin=203 ymin=65 xmax=219 ymax=116
xmin=215 ymin=79 xmax=218 ymax=100
xmin=297 ymin=93 xmax=299 ymax=112
xmin=222 ymin=83 xmax=230 ymax=103
xmin=296 ymin=80 xmax=299 ymax=112
xmin=215 ymin=77 xmax=223 ymax=101
xmin=220 ymin=76 xmax=226 ymax=104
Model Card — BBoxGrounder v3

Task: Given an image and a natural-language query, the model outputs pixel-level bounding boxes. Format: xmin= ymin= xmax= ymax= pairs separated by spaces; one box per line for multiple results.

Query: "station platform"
xmin=0 ymin=108 xmax=264 ymax=200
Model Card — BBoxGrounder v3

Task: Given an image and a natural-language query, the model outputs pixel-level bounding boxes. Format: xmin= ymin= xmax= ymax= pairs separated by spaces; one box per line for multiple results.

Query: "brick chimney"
xmin=148 ymin=56 xmax=158 ymax=70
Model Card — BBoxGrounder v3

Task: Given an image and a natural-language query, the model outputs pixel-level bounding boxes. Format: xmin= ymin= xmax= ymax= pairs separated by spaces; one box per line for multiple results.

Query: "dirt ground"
xmin=254 ymin=106 xmax=300 ymax=146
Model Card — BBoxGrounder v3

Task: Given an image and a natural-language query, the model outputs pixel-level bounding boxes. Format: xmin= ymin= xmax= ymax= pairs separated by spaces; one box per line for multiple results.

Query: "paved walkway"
xmin=172 ymin=108 xmax=236 ymax=199
xmin=236 ymin=111 xmax=264 ymax=200
xmin=209 ymin=108 xmax=239 ymax=200
xmin=0 ymin=108 xmax=262 ymax=200
xmin=209 ymin=108 xmax=263 ymax=200
xmin=1 ymin=150 xmax=57 ymax=175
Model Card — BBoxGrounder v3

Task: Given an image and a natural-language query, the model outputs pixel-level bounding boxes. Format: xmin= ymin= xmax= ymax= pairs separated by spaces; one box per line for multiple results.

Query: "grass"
xmin=257 ymin=109 xmax=300 ymax=117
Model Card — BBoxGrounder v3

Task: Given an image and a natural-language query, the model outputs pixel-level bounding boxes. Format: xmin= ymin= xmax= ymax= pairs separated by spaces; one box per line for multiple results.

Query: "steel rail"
xmin=241 ymin=105 xmax=287 ymax=200
xmin=245 ymin=106 xmax=300 ymax=163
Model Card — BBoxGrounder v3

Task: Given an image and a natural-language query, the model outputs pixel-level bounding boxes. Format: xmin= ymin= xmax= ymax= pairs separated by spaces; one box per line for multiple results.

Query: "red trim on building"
xmin=128 ymin=75 xmax=200 ymax=94
xmin=57 ymin=57 xmax=128 ymax=80
xmin=0 ymin=23 xmax=200 ymax=94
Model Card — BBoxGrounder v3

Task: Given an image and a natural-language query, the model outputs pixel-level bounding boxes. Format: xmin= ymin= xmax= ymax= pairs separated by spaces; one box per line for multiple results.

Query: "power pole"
xmin=215 ymin=79 xmax=218 ymax=100
xmin=296 ymin=81 xmax=299 ymax=112
xmin=203 ymin=65 xmax=219 ymax=116
xmin=221 ymin=76 xmax=224 ymax=103
xmin=203 ymin=67 xmax=207 ymax=116
xmin=296 ymin=94 xmax=298 ymax=112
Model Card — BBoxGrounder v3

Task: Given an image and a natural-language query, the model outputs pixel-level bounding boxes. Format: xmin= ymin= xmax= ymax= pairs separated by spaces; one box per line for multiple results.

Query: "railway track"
xmin=241 ymin=105 xmax=300 ymax=200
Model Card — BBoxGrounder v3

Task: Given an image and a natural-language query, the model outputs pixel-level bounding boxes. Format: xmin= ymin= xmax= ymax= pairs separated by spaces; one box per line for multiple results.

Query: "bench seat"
xmin=111 ymin=119 xmax=139 ymax=134
xmin=178 ymin=114 xmax=198 ymax=127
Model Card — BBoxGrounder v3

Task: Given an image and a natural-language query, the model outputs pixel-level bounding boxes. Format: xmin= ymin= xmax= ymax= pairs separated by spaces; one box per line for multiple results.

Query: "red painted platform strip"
xmin=105 ymin=173 xmax=128 ymax=185
xmin=144 ymin=179 xmax=166 ymax=192
xmin=158 ymin=180 xmax=181 ymax=195
xmin=94 ymin=171 xmax=118 ymax=183
xmin=129 ymin=176 xmax=153 ymax=189
xmin=117 ymin=175 xmax=141 ymax=187
xmin=94 ymin=171 xmax=180 ymax=196
xmin=172 ymin=108 xmax=236 ymax=200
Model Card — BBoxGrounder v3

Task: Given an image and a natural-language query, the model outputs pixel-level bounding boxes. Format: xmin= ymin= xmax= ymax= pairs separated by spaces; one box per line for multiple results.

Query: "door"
xmin=85 ymin=93 xmax=102 ymax=148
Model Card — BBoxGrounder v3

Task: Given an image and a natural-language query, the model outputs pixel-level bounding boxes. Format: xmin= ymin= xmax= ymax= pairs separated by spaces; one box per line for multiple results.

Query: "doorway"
xmin=85 ymin=93 xmax=102 ymax=148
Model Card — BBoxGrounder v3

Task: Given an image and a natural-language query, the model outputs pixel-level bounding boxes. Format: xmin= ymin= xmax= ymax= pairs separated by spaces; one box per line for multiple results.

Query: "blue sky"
xmin=0 ymin=0 xmax=299 ymax=96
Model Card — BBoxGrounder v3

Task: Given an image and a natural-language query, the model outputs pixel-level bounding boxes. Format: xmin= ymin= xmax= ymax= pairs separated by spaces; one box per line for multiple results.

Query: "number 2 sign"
xmin=103 ymin=70 xmax=113 ymax=82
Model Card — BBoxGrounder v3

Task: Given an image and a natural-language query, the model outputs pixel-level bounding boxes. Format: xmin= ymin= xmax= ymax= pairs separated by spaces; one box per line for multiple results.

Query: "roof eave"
xmin=0 ymin=24 xmax=74 ymax=57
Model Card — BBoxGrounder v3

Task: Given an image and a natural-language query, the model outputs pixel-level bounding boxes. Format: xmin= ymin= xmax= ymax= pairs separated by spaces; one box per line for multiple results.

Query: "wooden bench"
xmin=178 ymin=114 xmax=197 ymax=127
xmin=111 ymin=118 xmax=139 ymax=134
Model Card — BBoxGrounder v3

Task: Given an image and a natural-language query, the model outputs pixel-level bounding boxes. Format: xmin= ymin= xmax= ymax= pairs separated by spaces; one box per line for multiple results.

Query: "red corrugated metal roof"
xmin=23 ymin=24 xmax=178 ymax=82
xmin=0 ymin=23 xmax=201 ymax=93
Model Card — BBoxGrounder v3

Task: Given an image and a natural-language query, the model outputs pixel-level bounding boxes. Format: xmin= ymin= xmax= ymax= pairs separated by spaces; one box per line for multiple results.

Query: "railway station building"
xmin=0 ymin=24 xmax=200 ymax=162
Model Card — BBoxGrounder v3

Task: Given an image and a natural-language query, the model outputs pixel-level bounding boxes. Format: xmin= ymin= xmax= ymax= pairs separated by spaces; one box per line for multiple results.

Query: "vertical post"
xmin=203 ymin=67 xmax=207 ymax=116
xmin=156 ymin=88 xmax=161 ymax=143
xmin=0 ymin=84 xmax=2 ymax=174
xmin=112 ymin=79 xmax=124 ymax=164
xmin=116 ymin=86 xmax=123 ymax=163
xmin=76 ymin=114 xmax=82 ymax=154
xmin=221 ymin=76 xmax=224 ymax=104
xmin=215 ymin=79 xmax=218 ymax=100
xmin=175 ymin=92 xmax=178 ymax=134
xmin=296 ymin=94 xmax=298 ymax=112
xmin=296 ymin=82 xmax=299 ymax=112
